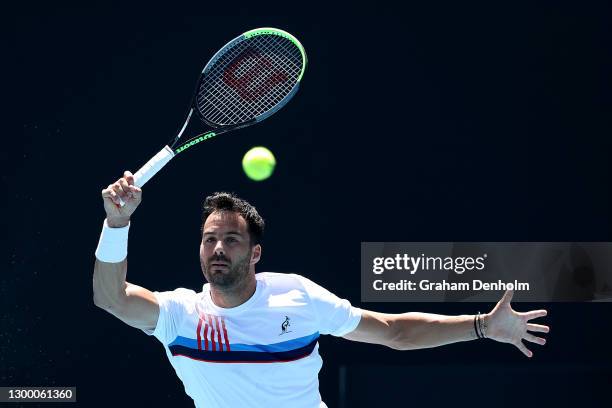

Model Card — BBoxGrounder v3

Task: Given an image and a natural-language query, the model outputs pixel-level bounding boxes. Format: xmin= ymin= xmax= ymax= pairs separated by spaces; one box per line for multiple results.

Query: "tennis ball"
xmin=242 ymin=146 xmax=276 ymax=181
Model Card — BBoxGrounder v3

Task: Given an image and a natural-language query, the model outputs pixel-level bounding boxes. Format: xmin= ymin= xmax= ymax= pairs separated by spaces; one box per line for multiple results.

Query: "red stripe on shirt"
xmin=196 ymin=317 xmax=203 ymax=350
xmin=203 ymin=320 xmax=209 ymax=351
xmin=214 ymin=316 xmax=223 ymax=352
xmin=207 ymin=314 xmax=216 ymax=351
xmin=221 ymin=317 xmax=231 ymax=352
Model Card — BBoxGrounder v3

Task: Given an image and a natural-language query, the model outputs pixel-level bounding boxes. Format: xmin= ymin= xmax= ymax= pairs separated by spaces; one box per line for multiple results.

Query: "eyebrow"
xmin=203 ymin=231 xmax=243 ymax=236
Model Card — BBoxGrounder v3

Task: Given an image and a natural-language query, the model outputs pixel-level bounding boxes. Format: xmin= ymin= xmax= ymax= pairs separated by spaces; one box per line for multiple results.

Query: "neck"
xmin=209 ymin=271 xmax=257 ymax=308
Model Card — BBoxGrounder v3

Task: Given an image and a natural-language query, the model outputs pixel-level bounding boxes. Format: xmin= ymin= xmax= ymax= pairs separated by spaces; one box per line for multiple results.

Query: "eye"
xmin=204 ymin=237 xmax=216 ymax=243
xmin=226 ymin=237 xmax=238 ymax=243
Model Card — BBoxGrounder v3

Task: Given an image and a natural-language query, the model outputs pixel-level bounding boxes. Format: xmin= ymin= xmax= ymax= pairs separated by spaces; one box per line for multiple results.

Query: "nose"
xmin=213 ymin=240 xmax=225 ymax=255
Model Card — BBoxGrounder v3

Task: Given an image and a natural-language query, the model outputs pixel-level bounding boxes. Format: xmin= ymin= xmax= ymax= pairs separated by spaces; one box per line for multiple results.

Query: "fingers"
xmin=514 ymin=322 xmax=547 ymax=357
xmin=101 ymin=171 xmax=141 ymax=206
xmin=101 ymin=186 xmax=121 ymax=206
xmin=527 ymin=323 xmax=550 ymax=333
xmin=523 ymin=332 xmax=546 ymax=345
xmin=515 ymin=341 xmax=533 ymax=358
xmin=522 ymin=309 xmax=547 ymax=321
xmin=124 ymin=170 xmax=135 ymax=186
xmin=116 ymin=181 xmax=142 ymax=202
xmin=500 ymin=289 xmax=514 ymax=305
xmin=127 ymin=184 xmax=142 ymax=202
xmin=119 ymin=177 xmax=131 ymax=197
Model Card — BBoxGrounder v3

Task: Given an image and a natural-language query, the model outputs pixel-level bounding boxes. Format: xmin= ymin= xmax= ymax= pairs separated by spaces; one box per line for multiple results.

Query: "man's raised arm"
xmin=343 ymin=290 xmax=549 ymax=357
xmin=92 ymin=171 xmax=159 ymax=331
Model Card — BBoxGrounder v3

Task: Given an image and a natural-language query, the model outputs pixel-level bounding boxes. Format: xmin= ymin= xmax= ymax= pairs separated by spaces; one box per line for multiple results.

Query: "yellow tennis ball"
xmin=242 ymin=146 xmax=276 ymax=181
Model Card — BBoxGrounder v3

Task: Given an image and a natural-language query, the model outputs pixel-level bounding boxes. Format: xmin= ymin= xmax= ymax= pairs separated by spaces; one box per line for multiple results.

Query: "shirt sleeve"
xmin=141 ymin=288 xmax=196 ymax=345
xmin=296 ymin=275 xmax=362 ymax=337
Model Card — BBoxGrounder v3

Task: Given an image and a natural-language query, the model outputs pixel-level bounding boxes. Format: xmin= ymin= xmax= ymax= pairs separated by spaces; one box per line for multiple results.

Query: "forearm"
xmin=93 ymin=258 xmax=129 ymax=310
xmin=345 ymin=293 xmax=548 ymax=357
xmin=388 ymin=312 xmax=487 ymax=350
xmin=92 ymin=218 xmax=130 ymax=311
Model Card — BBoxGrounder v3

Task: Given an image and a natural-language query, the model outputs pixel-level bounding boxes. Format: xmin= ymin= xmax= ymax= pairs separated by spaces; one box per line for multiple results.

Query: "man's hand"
xmin=101 ymin=171 xmax=142 ymax=227
xmin=485 ymin=290 xmax=550 ymax=357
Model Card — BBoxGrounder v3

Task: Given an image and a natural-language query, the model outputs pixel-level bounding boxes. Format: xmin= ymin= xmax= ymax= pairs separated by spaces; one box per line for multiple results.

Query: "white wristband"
xmin=95 ymin=219 xmax=130 ymax=263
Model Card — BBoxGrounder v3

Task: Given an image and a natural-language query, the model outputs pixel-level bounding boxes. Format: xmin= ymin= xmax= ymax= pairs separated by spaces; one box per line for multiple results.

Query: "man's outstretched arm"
xmin=343 ymin=290 xmax=549 ymax=357
xmin=92 ymin=171 xmax=159 ymax=331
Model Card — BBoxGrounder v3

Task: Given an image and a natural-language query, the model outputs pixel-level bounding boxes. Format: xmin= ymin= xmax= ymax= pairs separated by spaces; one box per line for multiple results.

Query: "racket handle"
xmin=119 ymin=145 xmax=175 ymax=207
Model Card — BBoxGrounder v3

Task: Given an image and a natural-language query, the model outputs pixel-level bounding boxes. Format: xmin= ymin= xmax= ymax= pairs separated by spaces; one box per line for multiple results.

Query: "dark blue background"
xmin=4 ymin=2 xmax=612 ymax=407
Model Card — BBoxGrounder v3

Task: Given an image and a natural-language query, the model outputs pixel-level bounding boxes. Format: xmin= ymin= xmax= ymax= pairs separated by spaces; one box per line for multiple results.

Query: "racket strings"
xmin=200 ymin=37 xmax=299 ymax=123
xmin=198 ymin=34 xmax=303 ymax=126
xmin=209 ymin=35 xmax=301 ymax=99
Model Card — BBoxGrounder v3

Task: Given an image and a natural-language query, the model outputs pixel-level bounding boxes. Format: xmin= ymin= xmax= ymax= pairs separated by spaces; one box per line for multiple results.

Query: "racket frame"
xmin=125 ymin=27 xmax=306 ymax=194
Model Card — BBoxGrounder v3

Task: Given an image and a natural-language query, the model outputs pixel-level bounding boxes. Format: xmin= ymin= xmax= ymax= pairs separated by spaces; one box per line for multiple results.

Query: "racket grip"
xmin=119 ymin=145 xmax=175 ymax=207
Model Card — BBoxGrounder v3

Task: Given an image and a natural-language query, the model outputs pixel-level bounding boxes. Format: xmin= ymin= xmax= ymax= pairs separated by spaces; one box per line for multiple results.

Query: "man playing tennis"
xmin=93 ymin=172 xmax=550 ymax=408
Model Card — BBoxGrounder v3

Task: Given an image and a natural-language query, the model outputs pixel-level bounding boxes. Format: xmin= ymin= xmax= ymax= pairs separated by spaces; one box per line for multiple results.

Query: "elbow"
xmin=387 ymin=317 xmax=421 ymax=351
xmin=384 ymin=320 xmax=406 ymax=350
xmin=93 ymin=293 xmax=125 ymax=315
xmin=93 ymin=291 xmax=113 ymax=311
xmin=388 ymin=342 xmax=418 ymax=351
xmin=92 ymin=292 xmax=107 ymax=309
xmin=387 ymin=336 xmax=418 ymax=351
xmin=92 ymin=282 xmax=124 ymax=313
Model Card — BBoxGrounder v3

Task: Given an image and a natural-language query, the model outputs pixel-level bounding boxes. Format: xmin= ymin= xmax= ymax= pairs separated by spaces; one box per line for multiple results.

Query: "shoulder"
xmin=256 ymin=272 xmax=331 ymax=299
xmin=155 ymin=287 xmax=200 ymax=310
xmin=157 ymin=287 xmax=199 ymax=298
xmin=256 ymin=272 xmax=314 ymax=290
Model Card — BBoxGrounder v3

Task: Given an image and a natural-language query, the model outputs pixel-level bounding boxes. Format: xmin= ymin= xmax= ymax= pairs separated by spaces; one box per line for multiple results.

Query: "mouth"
xmin=210 ymin=262 xmax=230 ymax=269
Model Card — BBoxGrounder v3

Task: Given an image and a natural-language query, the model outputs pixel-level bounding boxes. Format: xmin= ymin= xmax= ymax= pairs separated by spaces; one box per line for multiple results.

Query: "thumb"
xmin=500 ymin=289 xmax=514 ymax=305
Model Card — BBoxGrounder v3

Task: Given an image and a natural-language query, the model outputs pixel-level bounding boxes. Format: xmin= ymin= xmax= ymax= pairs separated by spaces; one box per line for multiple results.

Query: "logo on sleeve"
xmin=279 ymin=316 xmax=292 ymax=335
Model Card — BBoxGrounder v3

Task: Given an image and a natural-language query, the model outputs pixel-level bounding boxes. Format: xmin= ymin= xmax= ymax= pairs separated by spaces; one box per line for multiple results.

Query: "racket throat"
xmin=176 ymin=108 xmax=194 ymax=140
xmin=174 ymin=131 xmax=218 ymax=154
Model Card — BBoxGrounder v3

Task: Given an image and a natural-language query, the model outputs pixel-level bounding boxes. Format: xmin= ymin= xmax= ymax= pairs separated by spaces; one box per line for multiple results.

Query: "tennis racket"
xmin=119 ymin=27 xmax=307 ymax=205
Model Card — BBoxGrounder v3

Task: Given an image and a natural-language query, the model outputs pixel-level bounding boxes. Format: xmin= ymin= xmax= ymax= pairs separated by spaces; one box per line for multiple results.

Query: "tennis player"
xmin=93 ymin=172 xmax=550 ymax=408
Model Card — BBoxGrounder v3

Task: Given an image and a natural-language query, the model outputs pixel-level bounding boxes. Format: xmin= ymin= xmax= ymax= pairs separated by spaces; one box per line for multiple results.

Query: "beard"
xmin=201 ymin=251 xmax=251 ymax=289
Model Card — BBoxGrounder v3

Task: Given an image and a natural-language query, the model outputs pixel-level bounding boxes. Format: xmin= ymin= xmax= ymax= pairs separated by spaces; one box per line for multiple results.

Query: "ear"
xmin=250 ymin=244 xmax=262 ymax=265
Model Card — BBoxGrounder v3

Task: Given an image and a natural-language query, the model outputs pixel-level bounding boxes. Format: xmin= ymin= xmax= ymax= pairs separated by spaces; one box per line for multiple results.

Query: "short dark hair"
xmin=201 ymin=192 xmax=265 ymax=245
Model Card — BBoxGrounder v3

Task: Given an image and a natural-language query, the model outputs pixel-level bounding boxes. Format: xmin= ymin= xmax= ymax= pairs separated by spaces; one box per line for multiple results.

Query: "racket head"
xmin=195 ymin=28 xmax=307 ymax=128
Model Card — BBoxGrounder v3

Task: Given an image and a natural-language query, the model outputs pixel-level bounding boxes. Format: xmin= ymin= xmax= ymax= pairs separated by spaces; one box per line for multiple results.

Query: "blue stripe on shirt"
xmin=168 ymin=332 xmax=319 ymax=353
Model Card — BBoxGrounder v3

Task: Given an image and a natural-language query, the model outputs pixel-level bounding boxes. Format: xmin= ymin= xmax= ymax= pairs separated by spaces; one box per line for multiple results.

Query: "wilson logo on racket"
xmin=175 ymin=131 xmax=217 ymax=154
xmin=223 ymin=48 xmax=289 ymax=102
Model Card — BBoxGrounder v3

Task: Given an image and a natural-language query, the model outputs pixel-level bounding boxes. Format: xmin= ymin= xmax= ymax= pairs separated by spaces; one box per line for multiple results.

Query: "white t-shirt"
xmin=144 ymin=272 xmax=362 ymax=408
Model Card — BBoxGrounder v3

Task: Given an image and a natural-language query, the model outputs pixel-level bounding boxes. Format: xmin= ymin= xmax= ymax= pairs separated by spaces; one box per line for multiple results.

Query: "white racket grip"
xmin=133 ymin=145 xmax=175 ymax=187
xmin=119 ymin=145 xmax=175 ymax=207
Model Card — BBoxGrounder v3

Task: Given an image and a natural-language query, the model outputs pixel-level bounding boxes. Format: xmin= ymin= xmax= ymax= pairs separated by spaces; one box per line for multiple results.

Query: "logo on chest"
xmin=279 ymin=316 xmax=292 ymax=336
